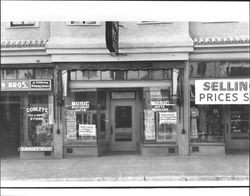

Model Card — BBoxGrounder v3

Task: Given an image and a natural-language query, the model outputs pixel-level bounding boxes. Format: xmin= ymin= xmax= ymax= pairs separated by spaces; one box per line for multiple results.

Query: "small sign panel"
xmin=159 ymin=112 xmax=177 ymax=124
xmin=79 ymin=124 xmax=96 ymax=137
xmin=71 ymin=101 xmax=90 ymax=111
xmin=19 ymin=147 xmax=52 ymax=151
xmin=195 ymin=79 xmax=250 ymax=105
xmin=1 ymin=79 xmax=52 ymax=91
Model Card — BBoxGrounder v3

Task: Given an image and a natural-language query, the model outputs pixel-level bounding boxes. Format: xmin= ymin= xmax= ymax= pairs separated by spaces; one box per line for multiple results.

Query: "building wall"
xmin=189 ymin=22 xmax=249 ymax=38
xmin=1 ymin=22 xmax=50 ymax=40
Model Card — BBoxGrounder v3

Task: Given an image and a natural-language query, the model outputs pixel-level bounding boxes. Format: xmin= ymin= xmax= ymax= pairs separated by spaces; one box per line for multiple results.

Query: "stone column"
xmin=53 ymin=67 xmax=63 ymax=159
xmin=178 ymin=62 xmax=190 ymax=156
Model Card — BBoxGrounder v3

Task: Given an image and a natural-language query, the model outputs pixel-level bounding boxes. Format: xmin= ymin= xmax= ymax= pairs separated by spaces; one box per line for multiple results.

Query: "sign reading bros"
xmin=195 ymin=79 xmax=250 ymax=105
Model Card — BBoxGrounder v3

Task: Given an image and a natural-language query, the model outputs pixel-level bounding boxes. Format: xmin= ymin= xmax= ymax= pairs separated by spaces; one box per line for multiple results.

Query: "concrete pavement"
xmin=1 ymin=154 xmax=249 ymax=187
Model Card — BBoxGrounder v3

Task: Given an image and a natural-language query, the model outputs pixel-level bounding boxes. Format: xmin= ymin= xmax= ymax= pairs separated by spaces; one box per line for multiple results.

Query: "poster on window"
xmin=144 ymin=110 xmax=155 ymax=140
xmin=26 ymin=106 xmax=48 ymax=121
xmin=66 ymin=110 xmax=77 ymax=140
xmin=79 ymin=124 xmax=96 ymax=137
xmin=159 ymin=112 xmax=177 ymax=124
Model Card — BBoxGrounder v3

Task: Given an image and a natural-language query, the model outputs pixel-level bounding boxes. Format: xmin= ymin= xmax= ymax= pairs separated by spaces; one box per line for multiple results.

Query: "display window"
xmin=24 ymin=95 xmax=53 ymax=147
xmin=189 ymin=61 xmax=250 ymax=78
xmin=64 ymin=90 xmax=108 ymax=144
xmin=143 ymin=87 xmax=178 ymax=143
xmin=189 ymin=101 xmax=225 ymax=143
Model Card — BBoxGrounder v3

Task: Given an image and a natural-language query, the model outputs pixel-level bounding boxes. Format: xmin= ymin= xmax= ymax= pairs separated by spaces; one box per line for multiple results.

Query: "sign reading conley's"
xmin=195 ymin=79 xmax=250 ymax=105
xmin=1 ymin=79 xmax=52 ymax=91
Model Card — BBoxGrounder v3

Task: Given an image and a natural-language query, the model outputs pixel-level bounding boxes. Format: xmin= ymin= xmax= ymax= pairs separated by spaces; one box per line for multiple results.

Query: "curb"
xmin=2 ymin=175 xmax=249 ymax=183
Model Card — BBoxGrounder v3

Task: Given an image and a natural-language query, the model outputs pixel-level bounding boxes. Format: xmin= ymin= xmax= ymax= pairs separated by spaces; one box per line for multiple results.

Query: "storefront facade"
xmin=189 ymin=22 xmax=250 ymax=155
xmin=1 ymin=21 xmax=249 ymax=159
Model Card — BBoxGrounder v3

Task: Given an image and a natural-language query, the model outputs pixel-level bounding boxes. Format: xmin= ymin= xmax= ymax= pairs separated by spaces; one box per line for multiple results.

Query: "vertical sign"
xmin=105 ymin=21 xmax=119 ymax=54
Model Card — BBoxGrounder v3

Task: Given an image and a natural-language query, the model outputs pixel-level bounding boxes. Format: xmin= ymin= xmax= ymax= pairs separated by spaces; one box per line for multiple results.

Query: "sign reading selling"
xmin=195 ymin=79 xmax=250 ymax=105
xmin=1 ymin=79 xmax=51 ymax=91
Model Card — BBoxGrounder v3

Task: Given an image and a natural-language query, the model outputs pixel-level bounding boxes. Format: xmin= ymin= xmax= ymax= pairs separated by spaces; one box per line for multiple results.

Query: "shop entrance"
xmin=110 ymin=92 xmax=138 ymax=152
xmin=225 ymin=105 xmax=250 ymax=152
xmin=0 ymin=101 xmax=21 ymax=157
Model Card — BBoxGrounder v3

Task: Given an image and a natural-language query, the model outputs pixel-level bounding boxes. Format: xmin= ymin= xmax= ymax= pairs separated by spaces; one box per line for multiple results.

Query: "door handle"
xmin=111 ymin=125 xmax=113 ymax=135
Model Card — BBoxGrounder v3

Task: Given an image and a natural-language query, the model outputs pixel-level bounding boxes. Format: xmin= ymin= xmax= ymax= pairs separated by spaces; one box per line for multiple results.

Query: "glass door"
xmin=225 ymin=105 xmax=250 ymax=150
xmin=110 ymin=100 xmax=137 ymax=151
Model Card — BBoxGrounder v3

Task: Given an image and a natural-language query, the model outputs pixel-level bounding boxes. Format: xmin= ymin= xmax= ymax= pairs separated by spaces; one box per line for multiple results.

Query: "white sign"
xmin=144 ymin=110 xmax=155 ymax=140
xmin=19 ymin=147 xmax=52 ymax=151
xmin=71 ymin=101 xmax=90 ymax=111
xmin=159 ymin=112 xmax=177 ymax=124
xmin=79 ymin=124 xmax=96 ymax=137
xmin=195 ymin=79 xmax=250 ymax=105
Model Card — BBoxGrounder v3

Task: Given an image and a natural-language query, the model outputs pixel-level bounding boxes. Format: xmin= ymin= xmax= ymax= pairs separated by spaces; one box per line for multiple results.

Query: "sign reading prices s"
xmin=195 ymin=79 xmax=250 ymax=105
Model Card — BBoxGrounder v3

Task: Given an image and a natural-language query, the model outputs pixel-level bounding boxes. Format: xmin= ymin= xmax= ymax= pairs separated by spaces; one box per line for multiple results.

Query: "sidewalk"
xmin=1 ymin=154 xmax=249 ymax=187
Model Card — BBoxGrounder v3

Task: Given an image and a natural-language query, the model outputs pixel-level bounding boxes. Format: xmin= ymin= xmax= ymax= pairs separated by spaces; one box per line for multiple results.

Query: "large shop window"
xmin=143 ymin=87 xmax=178 ymax=143
xmin=189 ymin=62 xmax=250 ymax=78
xmin=24 ymin=95 xmax=53 ymax=147
xmin=64 ymin=90 xmax=107 ymax=144
xmin=189 ymin=101 xmax=225 ymax=143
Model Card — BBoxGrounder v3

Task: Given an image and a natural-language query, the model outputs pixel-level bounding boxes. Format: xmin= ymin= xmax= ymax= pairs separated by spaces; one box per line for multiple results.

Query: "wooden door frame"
xmin=108 ymin=88 xmax=141 ymax=152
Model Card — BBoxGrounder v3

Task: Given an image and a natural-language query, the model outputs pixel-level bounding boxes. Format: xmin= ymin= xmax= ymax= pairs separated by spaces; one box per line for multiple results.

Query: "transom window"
xmin=70 ymin=70 xmax=172 ymax=81
xmin=1 ymin=69 xmax=53 ymax=79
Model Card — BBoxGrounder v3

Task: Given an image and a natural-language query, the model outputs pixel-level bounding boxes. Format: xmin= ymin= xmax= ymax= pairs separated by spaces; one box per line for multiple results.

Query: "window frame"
xmin=6 ymin=21 xmax=39 ymax=28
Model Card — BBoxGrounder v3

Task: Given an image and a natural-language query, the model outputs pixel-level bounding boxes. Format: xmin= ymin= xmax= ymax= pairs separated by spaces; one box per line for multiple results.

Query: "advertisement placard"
xmin=159 ymin=112 xmax=177 ymax=124
xmin=195 ymin=79 xmax=250 ymax=105
xmin=79 ymin=124 xmax=96 ymax=137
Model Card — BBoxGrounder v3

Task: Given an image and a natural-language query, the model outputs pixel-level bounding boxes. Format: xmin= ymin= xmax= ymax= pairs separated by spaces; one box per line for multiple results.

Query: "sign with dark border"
xmin=1 ymin=79 xmax=52 ymax=91
xmin=105 ymin=21 xmax=119 ymax=54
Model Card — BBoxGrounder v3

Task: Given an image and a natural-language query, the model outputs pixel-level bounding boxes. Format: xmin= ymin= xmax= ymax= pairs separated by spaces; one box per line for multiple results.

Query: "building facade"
xmin=0 ymin=21 xmax=249 ymax=159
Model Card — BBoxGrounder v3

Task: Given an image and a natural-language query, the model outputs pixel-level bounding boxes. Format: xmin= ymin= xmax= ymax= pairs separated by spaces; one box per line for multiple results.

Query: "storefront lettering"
xmin=195 ymin=79 xmax=250 ymax=105
xmin=71 ymin=101 xmax=90 ymax=111
xmin=27 ymin=107 xmax=48 ymax=113
xmin=1 ymin=79 xmax=51 ymax=91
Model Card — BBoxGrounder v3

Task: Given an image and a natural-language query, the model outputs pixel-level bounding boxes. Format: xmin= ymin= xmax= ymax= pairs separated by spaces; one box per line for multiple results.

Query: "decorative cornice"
xmin=1 ymin=40 xmax=48 ymax=48
xmin=193 ymin=36 xmax=249 ymax=46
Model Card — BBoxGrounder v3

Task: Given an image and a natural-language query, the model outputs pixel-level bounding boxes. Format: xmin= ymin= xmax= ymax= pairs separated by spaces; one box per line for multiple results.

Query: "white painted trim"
xmin=51 ymin=52 xmax=189 ymax=62
xmin=5 ymin=22 xmax=39 ymax=29
xmin=1 ymin=56 xmax=52 ymax=64
xmin=189 ymin=52 xmax=250 ymax=61
xmin=66 ymin=21 xmax=101 ymax=26
xmin=137 ymin=21 xmax=172 ymax=25
xmin=70 ymin=80 xmax=171 ymax=89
